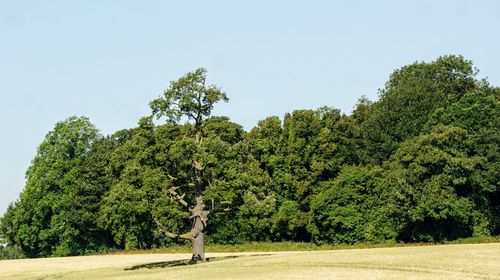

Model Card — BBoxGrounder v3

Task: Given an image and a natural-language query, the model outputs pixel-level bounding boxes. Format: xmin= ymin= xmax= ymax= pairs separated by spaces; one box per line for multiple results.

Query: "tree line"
xmin=1 ymin=55 xmax=498 ymax=258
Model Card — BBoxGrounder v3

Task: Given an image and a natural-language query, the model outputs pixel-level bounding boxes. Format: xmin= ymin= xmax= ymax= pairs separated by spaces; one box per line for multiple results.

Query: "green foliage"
xmin=361 ymin=55 xmax=478 ymax=163
xmin=2 ymin=59 xmax=498 ymax=257
xmin=237 ymin=190 xmax=276 ymax=241
xmin=99 ymin=117 xmax=175 ymax=250
xmin=386 ymin=125 xmax=487 ymax=241
xmin=2 ymin=117 xmax=102 ymax=257
xmin=425 ymin=88 xmax=500 ymax=234
xmin=271 ymin=200 xmax=308 ymax=241
xmin=204 ymin=136 xmax=274 ymax=244
xmin=150 ymin=67 xmax=228 ymax=125
xmin=0 ymin=203 xmax=18 ymax=252
xmin=309 ymin=166 xmax=395 ymax=244
xmin=203 ymin=116 xmax=245 ymax=144
xmin=0 ymin=244 xmax=23 ymax=260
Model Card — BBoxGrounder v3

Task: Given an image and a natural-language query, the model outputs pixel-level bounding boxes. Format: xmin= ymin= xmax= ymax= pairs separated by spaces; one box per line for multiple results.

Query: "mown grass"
xmin=103 ymin=235 xmax=500 ymax=255
xmin=2 ymin=243 xmax=500 ymax=280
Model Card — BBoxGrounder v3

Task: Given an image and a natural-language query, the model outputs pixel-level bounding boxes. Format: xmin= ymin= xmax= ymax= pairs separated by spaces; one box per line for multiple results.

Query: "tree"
xmin=98 ymin=118 xmax=168 ymax=250
xmin=0 ymin=203 xmax=18 ymax=251
xmin=308 ymin=165 xmax=395 ymax=244
xmin=424 ymin=87 xmax=500 ymax=234
xmin=247 ymin=116 xmax=282 ymax=177
xmin=2 ymin=55 xmax=498 ymax=255
xmin=5 ymin=117 xmax=101 ymax=257
xmin=150 ymin=68 xmax=228 ymax=263
xmin=361 ymin=55 xmax=478 ymax=163
xmin=61 ymin=135 xmax=116 ymax=254
xmin=386 ymin=125 xmax=486 ymax=241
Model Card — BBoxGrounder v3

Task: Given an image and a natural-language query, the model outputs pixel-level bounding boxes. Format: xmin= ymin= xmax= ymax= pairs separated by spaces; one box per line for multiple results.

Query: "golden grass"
xmin=1 ymin=243 xmax=499 ymax=279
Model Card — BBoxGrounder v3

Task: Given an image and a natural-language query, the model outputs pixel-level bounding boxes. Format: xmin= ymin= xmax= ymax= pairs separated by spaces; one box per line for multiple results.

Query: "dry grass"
xmin=1 ymin=243 xmax=499 ymax=279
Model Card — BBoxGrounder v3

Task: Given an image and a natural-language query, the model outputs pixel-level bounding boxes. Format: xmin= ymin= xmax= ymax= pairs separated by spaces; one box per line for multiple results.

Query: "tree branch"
xmin=154 ymin=217 xmax=198 ymax=241
xmin=193 ymin=161 xmax=204 ymax=171
xmin=153 ymin=217 xmax=180 ymax=239
xmin=165 ymin=187 xmax=189 ymax=207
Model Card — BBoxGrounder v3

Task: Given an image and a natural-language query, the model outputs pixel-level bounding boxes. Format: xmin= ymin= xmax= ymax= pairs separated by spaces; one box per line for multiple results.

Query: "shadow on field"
xmin=125 ymin=254 xmax=272 ymax=271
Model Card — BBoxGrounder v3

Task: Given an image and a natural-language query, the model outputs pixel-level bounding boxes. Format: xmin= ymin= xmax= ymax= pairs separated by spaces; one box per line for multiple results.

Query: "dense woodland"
xmin=1 ymin=55 xmax=499 ymax=258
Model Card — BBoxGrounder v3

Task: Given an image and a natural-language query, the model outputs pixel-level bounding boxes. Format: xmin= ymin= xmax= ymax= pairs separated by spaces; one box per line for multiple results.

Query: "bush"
xmin=0 ymin=244 xmax=23 ymax=260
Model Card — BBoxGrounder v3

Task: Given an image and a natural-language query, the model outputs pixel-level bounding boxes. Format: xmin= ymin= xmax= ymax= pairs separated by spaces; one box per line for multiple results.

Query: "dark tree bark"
xmin=183 ymin=196 xmax=209 ymax=263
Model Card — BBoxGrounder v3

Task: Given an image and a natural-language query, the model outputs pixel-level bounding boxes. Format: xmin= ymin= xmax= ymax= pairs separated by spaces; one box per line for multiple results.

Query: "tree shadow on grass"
xmin=125 ymin=254 xmax=272 ymax=271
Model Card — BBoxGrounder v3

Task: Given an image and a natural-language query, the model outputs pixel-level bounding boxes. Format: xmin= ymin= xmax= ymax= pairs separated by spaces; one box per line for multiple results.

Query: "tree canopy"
xmin=1 ymin=55 xmax=498 ymax=258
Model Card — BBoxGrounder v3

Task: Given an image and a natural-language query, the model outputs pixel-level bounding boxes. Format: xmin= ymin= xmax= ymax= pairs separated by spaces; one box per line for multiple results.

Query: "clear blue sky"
xmin=1 ymin=0 xmax=499 ymax=215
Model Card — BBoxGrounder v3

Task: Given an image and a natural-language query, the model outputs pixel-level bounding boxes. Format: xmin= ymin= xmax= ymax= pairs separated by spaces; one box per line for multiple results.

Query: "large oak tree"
xmin=150 ymin=68 xmax=228 ymax=263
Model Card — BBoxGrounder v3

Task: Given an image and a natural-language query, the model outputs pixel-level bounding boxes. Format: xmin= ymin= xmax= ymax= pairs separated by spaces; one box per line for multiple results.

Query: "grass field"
xmin=1 ymin=243 xmax=499 ymax=279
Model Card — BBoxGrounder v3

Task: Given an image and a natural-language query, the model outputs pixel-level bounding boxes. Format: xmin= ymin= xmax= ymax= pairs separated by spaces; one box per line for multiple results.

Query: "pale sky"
xmin=1 ymin=0 xmax=499 ymax=215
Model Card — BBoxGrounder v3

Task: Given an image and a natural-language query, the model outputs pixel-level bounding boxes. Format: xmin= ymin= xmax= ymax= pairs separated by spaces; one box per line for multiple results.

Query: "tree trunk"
xmin=190 ymin=124 xmax=208 ymax=263
xmin=190 ymin=229 xmax=205 ymax=263
xmin=179 ymin=195 xmax=208 ymax=263
xmin=154 ymin=198 xmax=208 ymax=264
